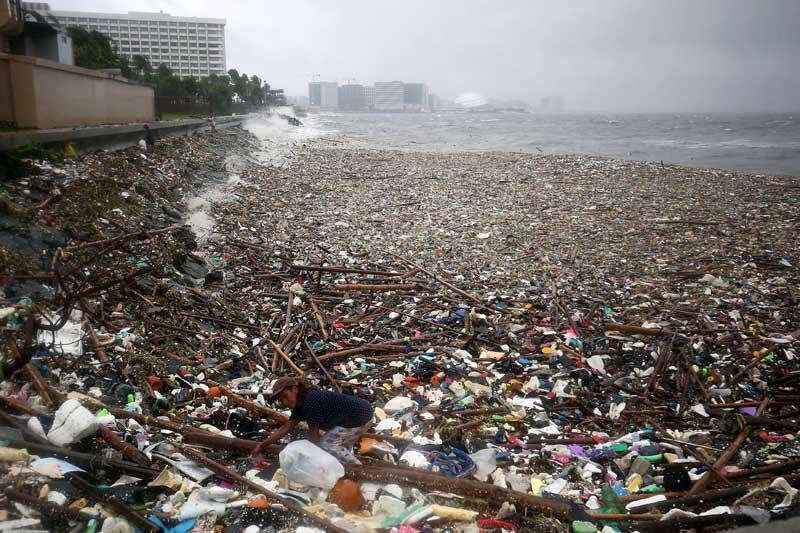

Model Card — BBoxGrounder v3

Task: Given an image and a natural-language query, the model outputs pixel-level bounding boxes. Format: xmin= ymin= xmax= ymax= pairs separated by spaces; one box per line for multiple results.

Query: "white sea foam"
xmin=185 ymin=109 xmax=335 ymax=241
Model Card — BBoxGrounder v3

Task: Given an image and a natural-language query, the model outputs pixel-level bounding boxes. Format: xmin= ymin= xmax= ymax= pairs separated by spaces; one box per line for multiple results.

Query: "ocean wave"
xmin=317 ymin=112 xmax=800 ymax=175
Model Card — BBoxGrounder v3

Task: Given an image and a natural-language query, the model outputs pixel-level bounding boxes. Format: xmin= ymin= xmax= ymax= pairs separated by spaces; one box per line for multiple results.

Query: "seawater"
xmin=313 ymin=112 xmax=800 ymax=177
xmin=244 ymin=109 xmax=331 ymax=166
xmin=185 ymin=108 xmax=328 ymax=240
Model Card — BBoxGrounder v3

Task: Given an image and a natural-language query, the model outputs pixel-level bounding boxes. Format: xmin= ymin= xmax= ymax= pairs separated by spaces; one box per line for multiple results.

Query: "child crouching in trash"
xmin=251 ymin=377 xmax=374 ymax=465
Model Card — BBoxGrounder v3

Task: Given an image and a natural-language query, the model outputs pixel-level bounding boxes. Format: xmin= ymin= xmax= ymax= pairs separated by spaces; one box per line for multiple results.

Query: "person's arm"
xmin=2 ymin=317 xmax=35 ymax=381
xmin=251 ymin=420 xmax=297 ymax=456
xmin=308 ymin=424 xmax=321 ymax=444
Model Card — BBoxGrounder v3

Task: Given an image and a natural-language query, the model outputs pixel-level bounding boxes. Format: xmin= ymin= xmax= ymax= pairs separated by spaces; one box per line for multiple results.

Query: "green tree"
xmin=181 ymin=76 xmax=200 ymax=100
xmin=131 ymin=54 xmax=152 ymax=80
xmin=199 ymin=74 xmax=234 ymax=114
xmin=156 ymin=63 xmax=172 ymax=80
xmin=155 ymin=63 xmax=183 ymax=98
xmin=118 ymin=55 xmax=132 ymax=79
xmin=233 ymin=73 xmax=249 ymax=103
xmin=248 ymin=75 xmax=263 ymax=105
xmin=260 ymin=80 xmax=272 ymax=106
xmin=67 ymin=26 xmax=130 ymax=76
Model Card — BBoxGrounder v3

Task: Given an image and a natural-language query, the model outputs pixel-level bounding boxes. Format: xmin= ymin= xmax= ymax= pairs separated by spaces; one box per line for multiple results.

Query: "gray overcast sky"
xmin=54 ymin=0 xmax=800 ymax=112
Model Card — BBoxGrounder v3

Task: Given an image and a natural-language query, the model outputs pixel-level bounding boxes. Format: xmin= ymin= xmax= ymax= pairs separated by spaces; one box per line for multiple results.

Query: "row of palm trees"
xmin=130 ymin=55 xmax=271 ymax=106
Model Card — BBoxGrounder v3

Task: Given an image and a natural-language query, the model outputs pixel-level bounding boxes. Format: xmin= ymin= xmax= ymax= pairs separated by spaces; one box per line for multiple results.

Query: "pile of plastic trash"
xmin=1 ymin=124 xmax=799 ymax=532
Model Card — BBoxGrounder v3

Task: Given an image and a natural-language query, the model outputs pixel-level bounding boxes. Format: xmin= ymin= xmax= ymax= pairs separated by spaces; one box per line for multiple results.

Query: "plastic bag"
xmin=279 ymin=440 xmax=344 ymax=490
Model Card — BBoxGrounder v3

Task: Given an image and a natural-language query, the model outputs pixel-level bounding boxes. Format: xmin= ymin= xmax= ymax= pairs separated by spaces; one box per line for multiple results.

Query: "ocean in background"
xmin=313 ymin=112 xmax=800 ymax=177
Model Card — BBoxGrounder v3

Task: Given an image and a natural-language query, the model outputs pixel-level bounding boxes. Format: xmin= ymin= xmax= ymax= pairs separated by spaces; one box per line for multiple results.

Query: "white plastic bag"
xmin=279 ymin=440 xmax=344 ymax=490
xmin=470 ymin=448 xmax=497 ymax=482
xmin=47 ymin=399 xmax=98 ymax=446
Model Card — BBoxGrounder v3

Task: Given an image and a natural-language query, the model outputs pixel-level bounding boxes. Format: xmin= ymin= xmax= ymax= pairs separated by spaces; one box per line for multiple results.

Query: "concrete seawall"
xmin=0 ymin=53 xmax=155 ymax=129
xmin=0 ymin=115 xmax=246 ymax=154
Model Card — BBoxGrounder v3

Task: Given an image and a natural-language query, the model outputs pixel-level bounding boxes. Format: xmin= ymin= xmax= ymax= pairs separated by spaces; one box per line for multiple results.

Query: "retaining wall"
xmin=0 ymin=52 xmax=154 ymax=129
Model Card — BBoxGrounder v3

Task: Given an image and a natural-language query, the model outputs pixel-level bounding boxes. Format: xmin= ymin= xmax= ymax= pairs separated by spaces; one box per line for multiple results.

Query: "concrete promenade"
xmin=0 ymin=115 xmax=246 ymax=154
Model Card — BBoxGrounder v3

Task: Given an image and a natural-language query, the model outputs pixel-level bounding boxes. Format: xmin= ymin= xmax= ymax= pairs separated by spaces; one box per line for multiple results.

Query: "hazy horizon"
xmin=52 ymin=0 xmax=800 ymax=113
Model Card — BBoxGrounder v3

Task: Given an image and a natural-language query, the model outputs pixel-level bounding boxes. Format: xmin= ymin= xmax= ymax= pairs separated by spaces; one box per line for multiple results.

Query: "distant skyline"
xmin=51 ymin=0 xmax=800 ymax=112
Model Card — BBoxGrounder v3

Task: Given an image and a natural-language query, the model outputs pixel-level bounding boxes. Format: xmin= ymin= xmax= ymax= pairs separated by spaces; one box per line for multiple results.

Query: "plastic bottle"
xmin=626 ymin=473 xmax=643 ymax=493
xmin=601 ymin=484 xmax=624 ymax=514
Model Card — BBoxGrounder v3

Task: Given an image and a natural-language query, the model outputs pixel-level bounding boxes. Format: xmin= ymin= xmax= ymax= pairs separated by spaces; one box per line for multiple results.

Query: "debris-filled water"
xmin=0 ymin=118 xmax=799 ymax=532
xmin=318 ymin=111 xmax=800 ymax=176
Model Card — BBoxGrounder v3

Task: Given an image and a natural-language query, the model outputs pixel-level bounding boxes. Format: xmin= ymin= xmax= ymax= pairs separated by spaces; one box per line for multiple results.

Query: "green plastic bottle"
xmin=611 ymin=442 xmax=629 ymax=454
xmin=572 ymin=521 xmax=598 ymax=533
xmin=601 ymin=484 xmax=625 ymax=514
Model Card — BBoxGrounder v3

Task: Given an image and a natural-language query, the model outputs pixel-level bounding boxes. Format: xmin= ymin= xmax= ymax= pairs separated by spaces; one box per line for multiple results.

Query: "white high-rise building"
xmin=364 ymin=86 xmax=375 ymax=111
xmin=374 ymin=81 xmax=404 ymax=111
xmin=308 ymin=81 xmax=338 ymax=111
xmin=48 ymin=10 xmax=226 ymax=78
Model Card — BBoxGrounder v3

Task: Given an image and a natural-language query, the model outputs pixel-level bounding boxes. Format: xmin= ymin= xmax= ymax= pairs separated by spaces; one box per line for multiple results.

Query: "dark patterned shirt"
xmin=290 ymin=389 xmax=374 ymax=430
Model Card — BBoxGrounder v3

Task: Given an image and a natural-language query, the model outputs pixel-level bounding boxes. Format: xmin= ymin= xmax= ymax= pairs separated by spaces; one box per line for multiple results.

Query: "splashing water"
xmin=185 ymin=108 xmax=334 ymax=241
xmin=454 ymin=92 xmax=489 ymax=108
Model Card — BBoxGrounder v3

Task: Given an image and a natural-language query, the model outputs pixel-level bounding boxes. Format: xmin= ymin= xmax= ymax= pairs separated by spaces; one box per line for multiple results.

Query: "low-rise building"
xmin=3 ymin=2 xmax=73 ymax=64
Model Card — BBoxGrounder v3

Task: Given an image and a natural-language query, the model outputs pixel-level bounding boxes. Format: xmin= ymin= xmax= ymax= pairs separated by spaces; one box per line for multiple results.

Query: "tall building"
xmin=338 ymin=84 xmax=365 ymax=111
xmin=403 ymin=82 xmax=428 ymax=112
xmin=308 ymin=81 xmax=338 ymax=111
xmin=308 ymin=83 xmax=321 ymax=107
xmin=48 ymin=9 xmax=226 ymax=78
xmin=374 ymin=81 xmax=404 ymax=111
xmin=428 ymin=93 xmax=441 ymax=112
xmin=364 ymin=86 xmax=375 ymax=111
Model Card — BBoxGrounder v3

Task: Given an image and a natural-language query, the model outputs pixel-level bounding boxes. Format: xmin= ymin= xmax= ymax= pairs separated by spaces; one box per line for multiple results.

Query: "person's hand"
xmin=250 ymin=441 xmax=266 ymax=461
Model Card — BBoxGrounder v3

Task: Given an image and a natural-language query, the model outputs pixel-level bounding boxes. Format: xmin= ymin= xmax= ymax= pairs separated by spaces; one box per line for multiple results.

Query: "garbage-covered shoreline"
xmin=1 ymin=122 xmax=800 ymax=533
